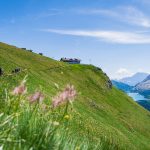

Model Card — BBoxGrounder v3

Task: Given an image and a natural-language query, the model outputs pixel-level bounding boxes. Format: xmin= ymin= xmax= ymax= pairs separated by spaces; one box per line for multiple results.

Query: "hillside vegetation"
xmin=0 ymin=42 xmax=150 ymax=150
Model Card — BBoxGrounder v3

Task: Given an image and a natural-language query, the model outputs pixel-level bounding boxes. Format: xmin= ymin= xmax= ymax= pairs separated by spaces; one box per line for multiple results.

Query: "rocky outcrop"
xmin=103 ymin=72 xmax=112 ymax=89
xmin=107 ymin=79 xmax=112 ymax=89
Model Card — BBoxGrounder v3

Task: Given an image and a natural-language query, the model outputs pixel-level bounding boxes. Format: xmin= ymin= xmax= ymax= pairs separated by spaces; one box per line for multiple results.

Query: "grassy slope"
xmin=0 ymin=42 xmax=150 ymax=150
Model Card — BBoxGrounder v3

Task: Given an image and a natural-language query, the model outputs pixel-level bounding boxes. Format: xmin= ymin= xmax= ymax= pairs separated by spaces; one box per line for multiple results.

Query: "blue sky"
xmin=1 ymin=0 xmax=150 ymax=79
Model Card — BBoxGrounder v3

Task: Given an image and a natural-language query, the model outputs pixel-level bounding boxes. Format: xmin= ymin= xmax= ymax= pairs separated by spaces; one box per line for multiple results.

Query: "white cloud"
xmin=42 ymin=29 xmax=150 ymax=44
xmin=35 ymin=9 xmax=62 ymax=20
xmin=122 ymin=6 xmax=150 ymax=28
xmin=115 ymin=68 xmax=133 ymax=79
xmin=76 ymin=9 xmax=118 ymax=17
xmin=76 ymin=6 xmax=150 ymax=28
xmin=35 ymin=7 xmax=150 ymax=28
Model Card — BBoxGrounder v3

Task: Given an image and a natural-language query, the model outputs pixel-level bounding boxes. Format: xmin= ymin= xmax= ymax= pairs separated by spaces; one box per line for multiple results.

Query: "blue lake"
xmin=127 ymin=93 xmax=149 ymax=101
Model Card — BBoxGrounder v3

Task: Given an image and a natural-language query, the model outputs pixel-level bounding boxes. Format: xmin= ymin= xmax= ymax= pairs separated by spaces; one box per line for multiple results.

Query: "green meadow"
xmin=0 ymin=42 xmax=150 ymax=150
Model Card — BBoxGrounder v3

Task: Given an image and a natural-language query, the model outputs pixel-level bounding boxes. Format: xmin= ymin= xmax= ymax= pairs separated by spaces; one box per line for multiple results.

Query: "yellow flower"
xmin=64 ymin=115 xmax=70 ymax=120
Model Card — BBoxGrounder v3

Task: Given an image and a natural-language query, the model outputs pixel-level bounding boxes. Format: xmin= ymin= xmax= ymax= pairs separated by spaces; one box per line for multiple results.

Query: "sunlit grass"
xmin=0 ymin=77 xmax=104 ymax=150
xmin=0 ymin=77 xmax=134 ymax=150
xmin=0 ymin=42 xmax=150 ymax=150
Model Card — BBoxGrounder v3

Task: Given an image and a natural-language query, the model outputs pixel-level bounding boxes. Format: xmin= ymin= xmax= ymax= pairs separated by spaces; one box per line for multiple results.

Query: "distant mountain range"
xmin=112 ymin=72 xmax=149 ymax=93
xmin=119 ymin=72 xmax=149 ymax=86
xmin=112 ymin=80 xmax=133 ymax=93
xmin=134 ymin=75 xmax=150 ymax=98
xmin=112 ymin=72 xmax=150 ymax=111
xmin=137 ymin=100 xmax=150 ymax=111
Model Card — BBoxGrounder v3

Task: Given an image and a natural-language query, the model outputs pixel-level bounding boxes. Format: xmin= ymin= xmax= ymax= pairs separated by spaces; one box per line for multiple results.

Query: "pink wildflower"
xmin=52 ymin=84 xmax=77 ymax=108
xmin=28 ymin=91 xmax=44 ymax=103
xmin=12 ymin=83 xmax=27 ymax=95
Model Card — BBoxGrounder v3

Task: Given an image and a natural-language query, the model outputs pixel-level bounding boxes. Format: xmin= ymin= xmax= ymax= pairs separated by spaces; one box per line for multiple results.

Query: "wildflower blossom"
xmin=12 ymin=76 xmax=27 ymax=95
xmin=28 ymin=91 xmax=44 ymax=103
xmin=12 ymin=83 xmax=27 ymax=95
xmin=52 ymin=84 xmax=77 ymax=108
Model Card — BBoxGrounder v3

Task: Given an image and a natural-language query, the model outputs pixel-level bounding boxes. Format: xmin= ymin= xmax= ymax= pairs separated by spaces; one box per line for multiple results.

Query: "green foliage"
xmin=0 ymin=42 xmax=150 ymax=150
xmin=0 ymin=88 xmax=81 ymax=149
xmin=0 ymin=80 xmax=121 ymax=150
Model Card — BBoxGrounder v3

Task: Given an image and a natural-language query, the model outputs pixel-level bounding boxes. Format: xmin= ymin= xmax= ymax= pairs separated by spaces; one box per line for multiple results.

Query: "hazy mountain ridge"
xmin=135 ymin=75 xmax=150 ymax=91
xmin=112 ymin=72 xmax=149 ymax=93
xmin=111 ymin=80 xmax=133 ymax=92
xmin=120 ymin=72 xmax=149 ymax=86
xmin=134 ymin=75 xmax=150 ymax=98
xmin=112 ymin=73 xmax=150 ymax=111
